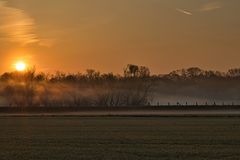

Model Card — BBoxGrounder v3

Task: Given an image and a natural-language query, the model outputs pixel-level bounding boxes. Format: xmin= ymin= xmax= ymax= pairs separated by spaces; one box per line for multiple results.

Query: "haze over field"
xmin=0 ymin=0 xmax=240 ymax=74
xmin=0 ymin=65 xmax=239 ymax=107
xmin=0 ymin=2 xmax=240 ymax=160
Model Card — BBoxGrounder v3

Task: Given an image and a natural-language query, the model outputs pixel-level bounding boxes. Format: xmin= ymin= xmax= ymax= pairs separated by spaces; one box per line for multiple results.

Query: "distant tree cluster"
xmin=1 ymin=65 xmax=239 ymax=83
xmin=124 ymin=64 xmax=150 ymax=78
xmin=0 ymin=64 xmax=153 ymax=107
xmin=0 ymin=65 xmax=239 ymax=107
xmin=163 ymin=67 xmax=240 ymax=81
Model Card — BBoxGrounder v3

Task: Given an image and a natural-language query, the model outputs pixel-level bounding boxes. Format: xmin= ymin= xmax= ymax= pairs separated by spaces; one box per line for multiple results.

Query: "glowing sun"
xmin=15 ymin=61 xmax=27 ymax=71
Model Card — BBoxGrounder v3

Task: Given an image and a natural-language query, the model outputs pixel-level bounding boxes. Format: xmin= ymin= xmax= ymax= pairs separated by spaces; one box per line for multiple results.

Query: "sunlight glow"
xmin=15 ymin=61 xmax=26 ymax=71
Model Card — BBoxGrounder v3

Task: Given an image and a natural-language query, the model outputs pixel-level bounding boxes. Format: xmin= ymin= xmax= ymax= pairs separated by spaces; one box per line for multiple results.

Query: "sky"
xmin=0 ymin=0 xmax=240 ymax=74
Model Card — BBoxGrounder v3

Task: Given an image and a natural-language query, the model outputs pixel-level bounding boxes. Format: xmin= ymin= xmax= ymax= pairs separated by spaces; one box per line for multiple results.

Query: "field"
xmin=0 ymin=117 xmax=240 ymax=160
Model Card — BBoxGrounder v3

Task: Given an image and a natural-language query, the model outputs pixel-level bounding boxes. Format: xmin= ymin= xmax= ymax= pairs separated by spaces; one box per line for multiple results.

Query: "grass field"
xmin=0 ymin=117 xmax=240 ymax=160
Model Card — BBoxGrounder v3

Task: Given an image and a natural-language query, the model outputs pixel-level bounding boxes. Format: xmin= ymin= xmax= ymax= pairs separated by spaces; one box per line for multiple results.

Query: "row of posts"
xmin=154 ymin=102 xmax=236 ymax=106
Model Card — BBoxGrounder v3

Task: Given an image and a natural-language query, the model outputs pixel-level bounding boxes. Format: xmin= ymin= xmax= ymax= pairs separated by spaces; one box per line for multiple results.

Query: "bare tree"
xmin=124 ymin=64 xmax=139 ymax=78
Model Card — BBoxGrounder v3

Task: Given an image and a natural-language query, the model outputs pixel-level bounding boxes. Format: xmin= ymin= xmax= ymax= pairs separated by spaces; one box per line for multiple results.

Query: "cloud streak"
xmin=198 ymin=2 xmax=222 ymax=12
xmin=0 ymin=0 xmax=39 ymax=45
xmin=176 ymin=2 xmax=222 ymax=16
xmin=176 ymin=8 xmax=193 ymax=16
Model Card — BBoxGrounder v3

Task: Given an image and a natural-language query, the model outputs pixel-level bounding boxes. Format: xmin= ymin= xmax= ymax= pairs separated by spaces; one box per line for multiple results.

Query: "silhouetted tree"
xmin=228 ymin=68 xmax=240 ymax=77
xmin=138 ymin=66 xmax=151 ymax=78
xmin=186 ymin=67 xmax=203 ymax=78
xmin=0 ymin=65 xmax=239 ymax=107
xmin=124 ymin=64 xmax=139 ymax=78
xmin=0 ymin=72 xmax=12 ymax=81
xmin=35 ymin=72 xmax=47 ymax=81
xmin=86 ymin=69 xmax=100 ymax=80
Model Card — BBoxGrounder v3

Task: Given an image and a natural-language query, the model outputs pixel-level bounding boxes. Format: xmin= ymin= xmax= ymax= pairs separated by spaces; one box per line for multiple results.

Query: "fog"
xmin=0 ymin=66 xmax=239 ymax=107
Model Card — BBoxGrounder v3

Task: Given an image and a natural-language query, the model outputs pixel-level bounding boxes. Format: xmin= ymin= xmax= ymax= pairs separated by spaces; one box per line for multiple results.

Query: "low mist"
xmin=0 ymin=65 xmax=239 ymax=107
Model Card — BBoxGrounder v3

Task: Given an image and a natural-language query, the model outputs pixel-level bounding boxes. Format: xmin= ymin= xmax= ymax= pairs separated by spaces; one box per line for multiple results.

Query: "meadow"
xmin=0 ymin=117 xmax=239 ymax=160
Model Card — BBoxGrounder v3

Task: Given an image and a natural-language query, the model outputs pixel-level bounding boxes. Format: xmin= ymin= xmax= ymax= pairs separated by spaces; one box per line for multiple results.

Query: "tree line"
xmin=1 ymin=65 xmax=239 ymax=83
xmin=0 ymin=64 xmax=239 ymax=107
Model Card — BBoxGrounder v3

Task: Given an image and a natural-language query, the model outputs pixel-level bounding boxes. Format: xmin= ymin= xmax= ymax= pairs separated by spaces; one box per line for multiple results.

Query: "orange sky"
xmin=0 ymin=0 xmax=240 ymax=74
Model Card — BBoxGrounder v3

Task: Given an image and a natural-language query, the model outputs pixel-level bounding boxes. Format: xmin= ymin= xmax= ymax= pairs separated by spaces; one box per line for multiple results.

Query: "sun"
xmin=15 ymin=61 xmax=27 ymax=71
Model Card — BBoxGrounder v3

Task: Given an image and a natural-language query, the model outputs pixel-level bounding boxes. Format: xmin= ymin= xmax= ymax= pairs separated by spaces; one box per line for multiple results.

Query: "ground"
xmin=0 ymin=117 xmax=239 ymax=160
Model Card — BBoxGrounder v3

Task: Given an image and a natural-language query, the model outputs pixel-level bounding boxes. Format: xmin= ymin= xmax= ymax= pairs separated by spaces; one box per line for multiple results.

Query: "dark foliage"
xmin=0 ymin=65 xmax=239 ymax=107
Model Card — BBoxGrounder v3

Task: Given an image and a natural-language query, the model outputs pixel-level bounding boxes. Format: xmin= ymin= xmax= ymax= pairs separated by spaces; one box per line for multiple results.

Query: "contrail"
xmin=198 ymin=2 xmax=222 ymax=12
xmin=176 ymin=8 xmax=193 ymax=16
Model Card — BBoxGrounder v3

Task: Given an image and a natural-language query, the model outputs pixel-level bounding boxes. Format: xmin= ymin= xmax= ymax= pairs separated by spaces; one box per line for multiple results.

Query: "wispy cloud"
xmin=176 ymin=2 xmax=222 ymax=16
xmin=0 ymin=0 xmax=38 ymax=45
xmin=198 ymin=2 xmax=222 ymax=12
xmin=176 ymin=8 xmax=193 ymax=16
